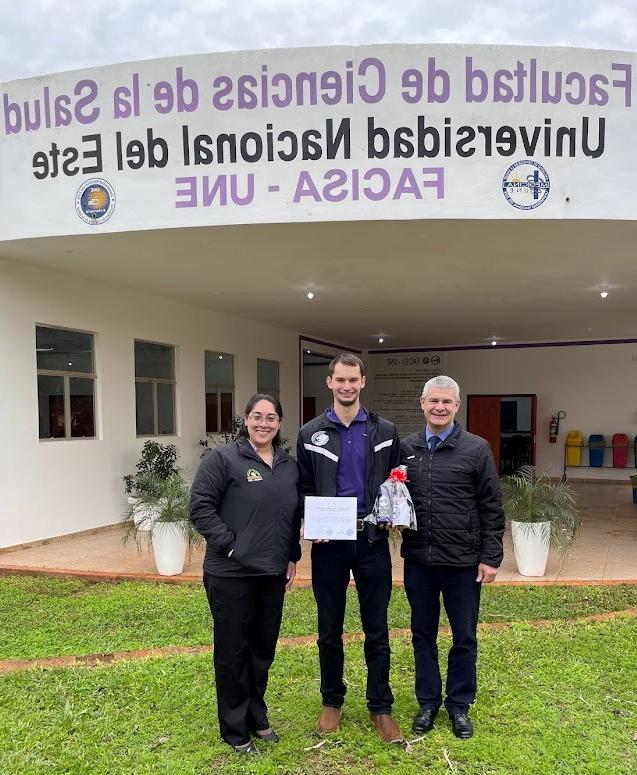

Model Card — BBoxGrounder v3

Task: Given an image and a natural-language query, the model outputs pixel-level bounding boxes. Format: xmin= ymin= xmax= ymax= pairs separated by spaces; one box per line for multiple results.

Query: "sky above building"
xmin=2 ymin=0 xmax=636 ymax=82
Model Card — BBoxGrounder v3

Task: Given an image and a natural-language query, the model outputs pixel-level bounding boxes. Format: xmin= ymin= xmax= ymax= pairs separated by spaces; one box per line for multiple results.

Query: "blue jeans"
xmin=404 ymin=560 xmax=481 ymax=714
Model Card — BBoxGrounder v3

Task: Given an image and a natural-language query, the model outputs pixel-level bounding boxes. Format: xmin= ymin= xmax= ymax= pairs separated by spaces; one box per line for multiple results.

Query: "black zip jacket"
xmin=189 ymin=437 xmax=302 ymax=577
xmin=400 ymin=423 xmax=504 ymax=567
xmin=296 ymin=407 xmax=400 ymax=541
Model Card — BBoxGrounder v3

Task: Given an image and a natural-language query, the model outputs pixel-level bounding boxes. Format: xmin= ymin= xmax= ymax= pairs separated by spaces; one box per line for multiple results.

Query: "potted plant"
xmin=123 ymin=441 xmax=179 ymax=530
xmin=123 ymin=471 xmax=202 ymax=576
xmin=501 ymin=465 xmax=580 ymax=577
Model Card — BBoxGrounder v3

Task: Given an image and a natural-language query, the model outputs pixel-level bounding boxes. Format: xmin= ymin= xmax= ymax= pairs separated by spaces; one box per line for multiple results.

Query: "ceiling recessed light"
xmin=378 ymin=337 xmax=384 ymax=343
xmin=600 ymin=288 xmax=608 ymax=299
xmin=306 ymin=349 xmax=311 ymax=354
xmin=306 ymin=291 xmax=314 ymax=300
xmin=491 ymin=340 xmax=497 ymax=347
xmin=218 ymin=355 xmax=223 ymax=359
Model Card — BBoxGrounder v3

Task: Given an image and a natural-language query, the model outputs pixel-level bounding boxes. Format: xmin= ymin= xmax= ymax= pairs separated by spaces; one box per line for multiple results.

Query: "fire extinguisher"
xmin=549 ymin=410 xmax=566 ymax=444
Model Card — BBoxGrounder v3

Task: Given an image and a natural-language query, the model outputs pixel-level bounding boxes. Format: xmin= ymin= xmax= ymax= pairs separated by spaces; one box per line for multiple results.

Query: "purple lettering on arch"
xmin=363 ymin=168 xmax=390 ymax=201
xmin=74 ymin=79 xmax=99 ymax=124
xmin=612 ymin=63 xmax=632 ymax=107
xmin=359 ymin=58 xmax=385 ymax=103
xmin=175 ymin=177 xmax=197 ymax=207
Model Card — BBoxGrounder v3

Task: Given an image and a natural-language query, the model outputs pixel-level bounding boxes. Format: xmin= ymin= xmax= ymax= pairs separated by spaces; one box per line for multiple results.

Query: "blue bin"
xmin=588 ymin=434 xmax=605 ymax=467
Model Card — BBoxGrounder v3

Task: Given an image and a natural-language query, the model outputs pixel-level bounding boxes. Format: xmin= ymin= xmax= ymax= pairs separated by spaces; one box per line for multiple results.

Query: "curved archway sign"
xmin=1 ymin=43 xmax=634 ymax=240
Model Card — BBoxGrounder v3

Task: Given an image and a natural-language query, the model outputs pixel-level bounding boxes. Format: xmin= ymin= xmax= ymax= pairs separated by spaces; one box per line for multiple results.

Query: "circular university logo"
xmin=311 ymin=431 xmax=329 ymax=447
xmin=502 ymin=160 xmax=550 ymax=210
xmin=75 ymin=179 xmax=116 ymax=225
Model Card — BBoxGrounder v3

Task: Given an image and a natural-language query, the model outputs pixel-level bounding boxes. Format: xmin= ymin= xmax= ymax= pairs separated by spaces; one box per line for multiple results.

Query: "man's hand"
xmin=285 ymin=562 xmax=297 ymax=591
xmin=476 ymin=563 xmax=499 ymax=583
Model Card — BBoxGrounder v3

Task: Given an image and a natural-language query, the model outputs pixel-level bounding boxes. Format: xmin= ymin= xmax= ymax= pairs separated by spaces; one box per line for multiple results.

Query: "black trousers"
xmin=311 ymin=536 xmax=394 ymax=713
xmin=404 ymin=560 xmax=481 ymax=715
xmin=203 ymin=572 xmax=286 ymax=747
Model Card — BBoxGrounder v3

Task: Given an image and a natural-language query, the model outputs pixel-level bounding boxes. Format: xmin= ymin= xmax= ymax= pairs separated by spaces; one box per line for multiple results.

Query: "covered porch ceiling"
xmin=1 ymin=218 xmax=635 ymax=350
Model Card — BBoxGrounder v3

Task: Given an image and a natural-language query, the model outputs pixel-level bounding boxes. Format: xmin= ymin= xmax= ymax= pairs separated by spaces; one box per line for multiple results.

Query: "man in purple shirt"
xmin=297 ymin=354 xmax=403 ymax=744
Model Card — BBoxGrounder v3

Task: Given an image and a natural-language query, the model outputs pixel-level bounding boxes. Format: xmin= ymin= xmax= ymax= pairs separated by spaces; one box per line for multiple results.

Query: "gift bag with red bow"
xmin=365 ymin=465 xmax=417 ymax=530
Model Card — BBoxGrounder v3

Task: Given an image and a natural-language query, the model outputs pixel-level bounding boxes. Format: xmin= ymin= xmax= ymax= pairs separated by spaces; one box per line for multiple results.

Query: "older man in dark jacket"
xmin=400 ymin=375 xmax=504 ymax=740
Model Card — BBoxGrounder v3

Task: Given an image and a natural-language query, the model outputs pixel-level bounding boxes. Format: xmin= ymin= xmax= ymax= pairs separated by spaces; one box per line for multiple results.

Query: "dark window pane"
xmin=157 ymin=383 xmax=175 ymax=435
xmin=36 ymin=326 xmax=93 ymax=373
xmin=257 ymin=359 xmax=279 ymax=396
xmin=136 ymin=382 xmax=155 ymax=435
xmin=135 ymin=341 xmax=174 ymax=379
xmin=205 ymin=352 xmax=233 ymax=386
xmin=220 ymin=392 xmax=233 ymax=432
xmin=38 ymin=375 xmax=65 ymax=438
xmin=206 ymin=392 xmax=219 ymax=433
xmin=70 ymin=378 xmax=95 ymax=438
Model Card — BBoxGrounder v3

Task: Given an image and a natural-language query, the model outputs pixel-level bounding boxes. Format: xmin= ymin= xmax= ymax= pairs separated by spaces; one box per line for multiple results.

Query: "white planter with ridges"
xmin=151 ymin=522 xmax=188 ymax=576
xmin=511 ymin=521 xmax=551 ymax=577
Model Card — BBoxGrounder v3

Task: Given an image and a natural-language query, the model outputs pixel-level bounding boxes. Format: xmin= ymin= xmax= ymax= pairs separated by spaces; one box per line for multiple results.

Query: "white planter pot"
xmin=151 ymin=522 xmax=188 ymax=576
xmin=127 ymin=497 xmax=160 ymax=532
xmin=511 ymin=521 xmax=551 ymax=577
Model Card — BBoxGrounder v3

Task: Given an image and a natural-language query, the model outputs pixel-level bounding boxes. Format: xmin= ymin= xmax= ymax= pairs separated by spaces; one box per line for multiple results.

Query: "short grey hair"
xmin=421 ymin=375 xmax=461 ymax=401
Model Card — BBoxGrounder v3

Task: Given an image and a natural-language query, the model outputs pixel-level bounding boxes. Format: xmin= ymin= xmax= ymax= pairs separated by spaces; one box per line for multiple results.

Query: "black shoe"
xmin=253 ymin=728 xmax=279 ymax=742
xmin=412 ymin=707 xmax=438 ymax=734
xmin=449 ymin=712 xmax=473 ymax=739
xmin=233 ymin=740 xmax=259 ymax=754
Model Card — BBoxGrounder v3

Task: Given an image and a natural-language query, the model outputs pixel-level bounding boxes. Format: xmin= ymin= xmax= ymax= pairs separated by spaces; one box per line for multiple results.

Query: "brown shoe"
xmin=370 ymin=712 xmax=404 ymax=744
xmin=316 ymin=706 xmax=342 ymax=733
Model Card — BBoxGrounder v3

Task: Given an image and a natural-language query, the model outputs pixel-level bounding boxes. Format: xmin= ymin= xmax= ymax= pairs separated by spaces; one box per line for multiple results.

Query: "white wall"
xmin=372 ymin=344 xmax=637 ymax=481
xmin=0 ymin=257 xmax=300 ymax=547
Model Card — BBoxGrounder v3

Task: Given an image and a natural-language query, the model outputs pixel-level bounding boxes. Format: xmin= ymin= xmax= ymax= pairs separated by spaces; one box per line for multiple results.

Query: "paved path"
xmin=1 ymin=482 xmax=635 ymax=584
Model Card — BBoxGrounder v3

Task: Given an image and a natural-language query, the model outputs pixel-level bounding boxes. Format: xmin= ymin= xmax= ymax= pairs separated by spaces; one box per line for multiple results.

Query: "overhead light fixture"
xmin=491 ymin=340 xmax=497 ymax=347
xmin=306 ymin=291 xmax=315 ymax=300
xmin=306 ymin=349 xmax=311 ymax=354
xmin=600 ymin=287 xmax=608 ymax=299
xmin=218 ymin=355 xmax=223 ymax=359
xmin=378 ymin=337 xmax=384 ymax=344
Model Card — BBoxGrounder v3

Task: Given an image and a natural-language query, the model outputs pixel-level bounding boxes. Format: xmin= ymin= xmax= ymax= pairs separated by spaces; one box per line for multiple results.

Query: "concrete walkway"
xmin=1 ymin=481 xmax=635 ymax=585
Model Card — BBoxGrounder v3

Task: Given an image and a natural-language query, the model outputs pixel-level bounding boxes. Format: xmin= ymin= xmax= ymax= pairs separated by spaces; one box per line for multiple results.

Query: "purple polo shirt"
xmin=327 ymin=406 xmax=368 ymax=516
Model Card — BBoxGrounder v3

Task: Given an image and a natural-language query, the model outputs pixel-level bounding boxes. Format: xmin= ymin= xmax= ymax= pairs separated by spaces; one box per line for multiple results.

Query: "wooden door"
xmin=467 ymin=396 xmax=501 ymax=465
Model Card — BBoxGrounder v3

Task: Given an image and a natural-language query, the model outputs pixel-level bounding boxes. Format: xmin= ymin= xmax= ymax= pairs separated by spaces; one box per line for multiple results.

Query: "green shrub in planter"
xmin=501 ymin=465 xmax=580 ymax=554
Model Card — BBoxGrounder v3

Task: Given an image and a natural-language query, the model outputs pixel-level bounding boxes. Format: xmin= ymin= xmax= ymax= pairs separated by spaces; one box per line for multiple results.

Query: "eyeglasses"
xmin=247 ymin=413 xmax=280 ymax=424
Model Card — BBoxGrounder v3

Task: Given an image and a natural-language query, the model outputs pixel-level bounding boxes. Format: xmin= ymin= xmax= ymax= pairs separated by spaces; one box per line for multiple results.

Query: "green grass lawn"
xmin=1 ymin=617 xmax=635 ymax=774
xmin=0 ymin=575 xmax=636 ymax=660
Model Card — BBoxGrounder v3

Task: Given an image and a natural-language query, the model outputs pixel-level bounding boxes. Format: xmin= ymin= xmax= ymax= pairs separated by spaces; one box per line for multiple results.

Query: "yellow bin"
xmin=566 ymin=431 xmax=584 ymax=466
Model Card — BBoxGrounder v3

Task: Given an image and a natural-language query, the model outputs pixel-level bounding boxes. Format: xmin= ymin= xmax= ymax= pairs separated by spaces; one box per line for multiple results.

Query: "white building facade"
xmin=2 ymin=43 xmax=636 ymax=547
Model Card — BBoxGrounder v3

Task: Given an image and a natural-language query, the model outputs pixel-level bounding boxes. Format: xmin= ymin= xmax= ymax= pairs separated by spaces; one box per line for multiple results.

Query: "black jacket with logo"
xmin=296 ymin=407 xmax=400 ymax=541
xmin=189 ymin=437 xmax=302 ymax=577
xmin=400 ymin=423 xmax=504 ymax=567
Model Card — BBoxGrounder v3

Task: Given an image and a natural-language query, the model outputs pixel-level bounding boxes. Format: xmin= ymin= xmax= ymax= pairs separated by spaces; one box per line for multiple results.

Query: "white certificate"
xmin=303 ymin=496 xmax=358 ymax=541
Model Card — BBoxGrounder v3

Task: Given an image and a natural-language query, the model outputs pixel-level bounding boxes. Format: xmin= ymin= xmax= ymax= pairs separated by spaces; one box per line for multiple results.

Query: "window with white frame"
xmin=36 ymin=325 xmax=96 ymax=440
xmin=135 ymin=340 xmax=176 ymax=436
xmin=257 ymin=358 xmax=279 ymax=398
xmin=205 ymin=352 xmax=234 ymax=433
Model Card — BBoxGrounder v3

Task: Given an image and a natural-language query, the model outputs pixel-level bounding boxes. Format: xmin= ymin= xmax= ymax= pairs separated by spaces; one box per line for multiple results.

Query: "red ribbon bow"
xmin=388 ymin=467 xmax=408 ymax=483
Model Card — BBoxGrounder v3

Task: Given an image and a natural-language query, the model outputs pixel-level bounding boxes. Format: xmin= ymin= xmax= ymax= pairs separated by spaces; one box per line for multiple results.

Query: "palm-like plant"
xmin=123 ymin=471 xmax=202 ymax=549
xmin=501 ymin=465 xmax=580 ymax=554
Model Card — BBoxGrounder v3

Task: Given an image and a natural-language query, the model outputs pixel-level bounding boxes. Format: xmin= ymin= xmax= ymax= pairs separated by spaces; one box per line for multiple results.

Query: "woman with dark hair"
xmin=190 ymin=393 xmax=301 ymax=754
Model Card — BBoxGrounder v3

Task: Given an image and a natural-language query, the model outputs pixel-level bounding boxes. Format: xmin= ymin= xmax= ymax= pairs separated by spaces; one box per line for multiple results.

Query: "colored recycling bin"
xmin=566 ymin=431 xmax=584 ymax=466
xmin=612 ymin=433 xmax=630 ymax=468
xmin=588 ymin=434 xmax=605 ymax=467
